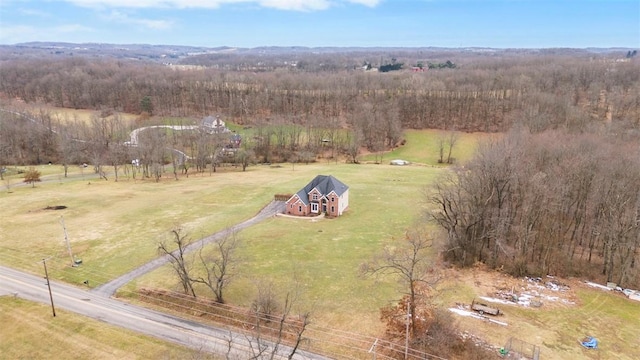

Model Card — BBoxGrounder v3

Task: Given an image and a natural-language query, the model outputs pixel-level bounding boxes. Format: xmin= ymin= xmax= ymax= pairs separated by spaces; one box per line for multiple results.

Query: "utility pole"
xmin=42 ymin=258 xmax=56 ymax=317
xmin=405 ymin=301 xmax=410 ymax=360
xmin=60 ymin=216 xmax=74 ymax=267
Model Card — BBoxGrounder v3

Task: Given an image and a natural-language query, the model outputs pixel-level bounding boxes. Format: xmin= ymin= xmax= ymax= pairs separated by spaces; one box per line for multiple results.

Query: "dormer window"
xmin=312 ymin=193 xmax=318 ymax=201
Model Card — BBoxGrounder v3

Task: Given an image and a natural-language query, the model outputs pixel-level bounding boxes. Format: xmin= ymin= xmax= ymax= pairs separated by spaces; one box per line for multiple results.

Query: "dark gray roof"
xmin=294 ymin=175 xmax=349 ymax=205
xmin=202 ymin=115 xmax=218 ymax=127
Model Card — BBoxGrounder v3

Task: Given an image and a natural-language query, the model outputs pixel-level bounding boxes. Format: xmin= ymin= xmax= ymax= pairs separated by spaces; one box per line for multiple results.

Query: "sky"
xmin=0 ymin=0 xmax=638 ymax=48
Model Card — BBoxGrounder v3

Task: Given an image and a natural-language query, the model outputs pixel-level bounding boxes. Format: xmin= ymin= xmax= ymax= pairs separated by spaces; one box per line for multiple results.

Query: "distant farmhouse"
xmin=201 ymin=115 xmax=229 ymax=134
xmin=286 ymin=175 xmax=349 ymax=217
xmin=201 ymin=115 xmax=242 ymax=155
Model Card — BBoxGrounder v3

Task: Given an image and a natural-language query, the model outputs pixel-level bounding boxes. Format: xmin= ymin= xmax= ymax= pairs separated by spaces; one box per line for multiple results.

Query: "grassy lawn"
xmin=362 ymin=129 xmax=498 ymax=166
xmin=118 ymin=162 xmax=441 ymax=337
xmin=0 ymin=296 xmax=204 ymax=360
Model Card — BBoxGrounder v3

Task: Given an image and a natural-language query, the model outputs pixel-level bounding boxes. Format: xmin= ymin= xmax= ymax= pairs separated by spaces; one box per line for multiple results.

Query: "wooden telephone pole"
xmin=42 ymin=258 xmax=56 ymax=317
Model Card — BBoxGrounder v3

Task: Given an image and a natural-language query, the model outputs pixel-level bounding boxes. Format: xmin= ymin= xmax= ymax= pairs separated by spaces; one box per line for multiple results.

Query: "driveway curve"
xmin=93 ymin=200 xmax=286 ymax=297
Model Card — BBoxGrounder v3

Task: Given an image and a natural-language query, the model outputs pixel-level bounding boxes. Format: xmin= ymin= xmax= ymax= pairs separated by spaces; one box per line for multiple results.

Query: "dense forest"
xmin=1 ymin=48 xmax=639 ymax=289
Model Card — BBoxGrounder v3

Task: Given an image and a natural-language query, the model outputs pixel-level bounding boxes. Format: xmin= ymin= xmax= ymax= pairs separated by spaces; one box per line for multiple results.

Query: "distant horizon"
xmin=6 ymin=41 xmax=637 ymax=51
xmin=1 ymin=1 xmax=638 ymax=49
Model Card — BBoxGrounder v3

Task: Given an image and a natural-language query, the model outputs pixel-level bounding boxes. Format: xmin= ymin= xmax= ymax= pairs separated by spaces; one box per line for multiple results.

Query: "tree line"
xmin=429 ymin=125 xmax=640 ymax=288
xmin=1 ymin=53 xmax=638 ymax=133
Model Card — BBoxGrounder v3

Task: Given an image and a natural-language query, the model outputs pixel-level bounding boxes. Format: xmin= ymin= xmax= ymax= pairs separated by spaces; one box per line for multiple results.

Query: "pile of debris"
xmin=459 ymin=331 xmax=501 ymax=353
xmin=585 ymin=280 xmax=640 ymax=302
xmin=478 ymin=275 xmax=575 ymax=309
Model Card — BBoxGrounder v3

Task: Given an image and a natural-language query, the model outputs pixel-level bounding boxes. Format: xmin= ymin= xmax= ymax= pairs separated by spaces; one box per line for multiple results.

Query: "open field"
xmin=0 ymin=159 xmax=441 ymax=337
xmin=0 ymin=296 xmax=203 ymax=360
xmin=2 ymin=127 xmax=639 ymax=359
xmin=363 ymin=129 xmax=498 ymax=166
xmin=11 ymin=103 xmax=140 ymax=124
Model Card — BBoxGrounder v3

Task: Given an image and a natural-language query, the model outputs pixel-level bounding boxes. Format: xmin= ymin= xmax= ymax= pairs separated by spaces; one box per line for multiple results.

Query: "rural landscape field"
xmin=1 ymin=2 xmax=639 ymax=355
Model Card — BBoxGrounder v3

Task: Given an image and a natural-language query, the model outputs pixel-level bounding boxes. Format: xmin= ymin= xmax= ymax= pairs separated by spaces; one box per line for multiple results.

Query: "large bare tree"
xmin=158 ymin=228 xmax=197 ymax=297
xmin=361 ymin=230 xmax=439 ymax=335
xmin=191 ymin=231 xmax=242 ymax=304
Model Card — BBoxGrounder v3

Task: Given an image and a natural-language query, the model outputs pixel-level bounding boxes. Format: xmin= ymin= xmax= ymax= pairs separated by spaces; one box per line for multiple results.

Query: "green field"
xmin=1 ymin=128 xmax=639 ymax=360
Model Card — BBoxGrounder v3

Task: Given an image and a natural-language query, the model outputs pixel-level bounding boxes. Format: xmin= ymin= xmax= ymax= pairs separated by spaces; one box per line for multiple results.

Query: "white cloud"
xmin=63 ymin=0 xmax=381 ymax=11
xmin=346 ymin=0 xmax=380 ymax=6
xmin=257 ymin=0 xmax=330 ymax=11
xmin=105 ymin=10 xmax=174 ymax=29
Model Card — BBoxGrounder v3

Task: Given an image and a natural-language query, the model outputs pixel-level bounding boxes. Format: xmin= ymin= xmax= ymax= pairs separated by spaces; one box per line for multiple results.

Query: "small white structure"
xmin=390 ymin=159 xmax=410 ymax=166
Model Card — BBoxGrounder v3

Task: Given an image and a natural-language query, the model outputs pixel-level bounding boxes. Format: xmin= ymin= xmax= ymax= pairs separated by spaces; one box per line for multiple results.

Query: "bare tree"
xmin=361 ymin=230 xmax=439 ymax=335
xmin=191 ymin=231 xmax=241 ymax=304
xmin=158 ymin=228 xmax=196 ymax=297
xmin=436 ymin=133 xmax=446 ymax=164
xmin=345 ymin=129 xmax=362 ymax=164
xmin=57 ymin=121 xmax=83 ymax=178
xmin=446 ymin=130 xmax=459 ymax=164
xmin=247 ymin=280 xmax=311 ymax=360
xmin=235 ymin=148 xmax=255 ymax=171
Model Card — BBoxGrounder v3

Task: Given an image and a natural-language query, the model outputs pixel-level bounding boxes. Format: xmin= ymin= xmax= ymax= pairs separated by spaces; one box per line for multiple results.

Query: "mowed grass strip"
xmin=0 ymin=296 xmax=200 ymax=360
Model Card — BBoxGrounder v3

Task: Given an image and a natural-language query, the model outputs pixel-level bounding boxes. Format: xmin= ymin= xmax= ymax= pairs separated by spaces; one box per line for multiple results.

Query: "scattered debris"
xmin=580 ymin=336 xmax=598 ymax=349
xmin=621 ymin=289 xmax=640 ymax=301
xmin=585 ymin=280 xmax=640 ymax=302
xmin=460 ymin=331 xmax=501 ymax=353
xmin=585 ymin=281 xmax=612 ymax=291
xmin=477 ymin=275 xmax=576 ymax=309
xmin=449 ymin=305 xmax=508 ymax=326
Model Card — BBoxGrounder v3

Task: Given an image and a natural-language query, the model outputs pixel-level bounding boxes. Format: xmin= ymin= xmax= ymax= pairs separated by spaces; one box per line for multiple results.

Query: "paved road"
xmin=93 ymin=200 xmax=286 ymax=297
xmin=0 ymin=265 xmax=327 ymax=360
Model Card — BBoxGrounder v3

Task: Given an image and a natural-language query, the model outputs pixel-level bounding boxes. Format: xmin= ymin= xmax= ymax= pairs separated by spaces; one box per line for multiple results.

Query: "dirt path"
xmin=92 ymin=200 xmax=286 ymax=297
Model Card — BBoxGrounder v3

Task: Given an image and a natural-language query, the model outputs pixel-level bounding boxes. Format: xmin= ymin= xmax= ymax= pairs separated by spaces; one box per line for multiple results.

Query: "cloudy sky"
xmin=0 ymin=0 xmax=638 ymax=48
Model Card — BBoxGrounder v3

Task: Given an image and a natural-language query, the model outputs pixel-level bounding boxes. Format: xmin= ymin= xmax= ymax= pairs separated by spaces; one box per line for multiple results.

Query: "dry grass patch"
xmin=14 ymin=103 xmax=140 ymax=124
xmin=0 ymin=296 xmax=201 ymax=360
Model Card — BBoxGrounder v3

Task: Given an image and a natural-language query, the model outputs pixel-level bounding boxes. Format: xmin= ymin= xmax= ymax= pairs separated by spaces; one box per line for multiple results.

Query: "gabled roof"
xmin=293 ymin=175 xmax=349 ymax=206
xmin=202 ymin=115 xmax=225 ymax=129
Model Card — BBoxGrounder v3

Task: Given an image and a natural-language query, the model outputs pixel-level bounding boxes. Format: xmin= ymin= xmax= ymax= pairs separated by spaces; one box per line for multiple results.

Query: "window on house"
xmin=298 ymin=205 xmax=302 ymax=212
xmin=312 ymin=193 xmax=318 ymax=200
xmin=331 ymin=197 xmax=335 ymax=202
xmin=331 ymin=206 xmax=335 ymax=213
